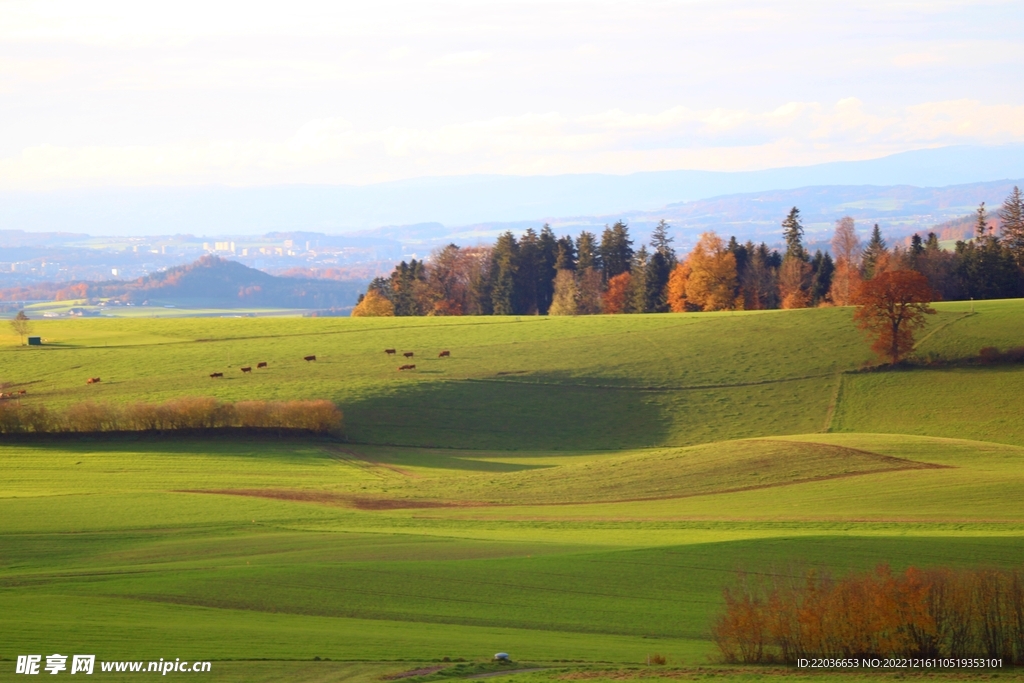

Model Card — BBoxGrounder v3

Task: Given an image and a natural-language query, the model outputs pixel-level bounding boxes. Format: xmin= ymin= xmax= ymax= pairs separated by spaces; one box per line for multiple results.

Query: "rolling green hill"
xmin=1 ymin=299 xmax=1023 ymax=682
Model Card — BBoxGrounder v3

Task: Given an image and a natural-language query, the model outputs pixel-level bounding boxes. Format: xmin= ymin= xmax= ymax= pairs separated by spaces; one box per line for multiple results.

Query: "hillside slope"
xmin=86 ymin=256 xmax=362 ymax=308
xmin=2 ymin=299 xmax=1020 ymax=450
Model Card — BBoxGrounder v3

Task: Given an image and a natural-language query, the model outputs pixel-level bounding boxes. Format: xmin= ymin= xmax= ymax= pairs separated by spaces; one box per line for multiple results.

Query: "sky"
xmin=2 ymin=0 xmax=1023 ymax=191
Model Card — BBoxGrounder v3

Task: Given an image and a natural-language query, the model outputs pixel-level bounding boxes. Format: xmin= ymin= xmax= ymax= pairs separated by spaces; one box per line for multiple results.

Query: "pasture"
xmin=1 ymin=298 xmax=1023 ymax=681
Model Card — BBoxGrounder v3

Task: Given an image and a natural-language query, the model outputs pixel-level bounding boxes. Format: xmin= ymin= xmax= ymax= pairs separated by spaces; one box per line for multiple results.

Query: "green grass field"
xmin=2 ymin=299 xmax=1023 ymax=681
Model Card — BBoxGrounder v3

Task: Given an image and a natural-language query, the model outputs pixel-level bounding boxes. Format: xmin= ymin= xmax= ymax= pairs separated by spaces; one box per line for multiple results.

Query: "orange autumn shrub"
xmin=713 ymin=564 xmax=1024 ymax=664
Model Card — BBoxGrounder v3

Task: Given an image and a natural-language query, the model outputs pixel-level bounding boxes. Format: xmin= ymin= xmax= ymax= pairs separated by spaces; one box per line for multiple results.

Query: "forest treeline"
xmin=713 ymin=564 xmax=1024 ymax=664
xmin=352 ymin=187 xmax=1024 ymax=316
xmin=0 ymin=397 xmax=343 ymax=435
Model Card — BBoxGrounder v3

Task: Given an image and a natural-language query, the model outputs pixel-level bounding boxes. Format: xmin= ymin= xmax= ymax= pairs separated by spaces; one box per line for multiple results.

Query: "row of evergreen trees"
xmin=355 ymin=187 xmax=1024 ymax=317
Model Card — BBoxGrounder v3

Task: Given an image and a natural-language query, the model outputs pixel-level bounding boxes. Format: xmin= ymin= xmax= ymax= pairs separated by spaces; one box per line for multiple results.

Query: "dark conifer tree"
xmin=781 ymin=207 xmax=808 ymax=262
xmin=536 ymin=225 xmax=559 ymax=314
xmin=515 ymin=228 xmax=540 ymax=314
xmin=956 ymin=206 xmax=1022 ymax=300
xmin=389 ymin=260 xmax=425 ymax=316
xmin=489 ymin=232 xmax=518 ymax=315
xmin=367 ymin=276 xmax=392 ymax=299
xmin=650 ymin=220 xmax=677 ymax=269
xmin=576 ymin=231 xmax=600 ymax=272
xmin=910 ymin=234 xmax=924 ymax=255
xmin=740 ymin=243 xmax=781 ymax=310
xmin=918 ymin=232 xmax=962 ymax=301
xmin=628 ymin=245 xmax=650 ymax=313
xmin=555 ymin=235 xmax=577 ymax=271
xmin=862 ymin=224 xmax=887 ymax=279
xmin=975 ymin=202 xmax=991 ymax=239
xmin=955 ymin=239 xmax=1010 ymax=300
xmin=729 ymin=237 xmax=749 ymax=301
xmin=809 ymin=250 xmax=835 ymax=305
xmin=999 ymin=186 xmax=1024 ymax=268
xmin=913 ymin=236 xmax=929 ymax=270
xmin=644 ymin=249 xmax=672 ymax=312
xmin=599 ymin=221 xmax=634 ymax=281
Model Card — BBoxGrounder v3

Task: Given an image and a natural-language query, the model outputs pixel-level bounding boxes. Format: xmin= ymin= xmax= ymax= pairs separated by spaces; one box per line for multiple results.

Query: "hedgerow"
xmin=0 ymin=397 xmax=342 ymax=436
xmin=713 ymin=564 xmax=1024 ymax=664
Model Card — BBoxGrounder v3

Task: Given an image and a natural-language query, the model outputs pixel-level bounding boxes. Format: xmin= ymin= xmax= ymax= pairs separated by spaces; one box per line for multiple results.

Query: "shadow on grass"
xmin=343 ymin=372 xmax=671 ymax=451
xmin=346 ymin=446 xmax=555 ymax=473
xmin=0 ymin=433 xmax=340 ymax=462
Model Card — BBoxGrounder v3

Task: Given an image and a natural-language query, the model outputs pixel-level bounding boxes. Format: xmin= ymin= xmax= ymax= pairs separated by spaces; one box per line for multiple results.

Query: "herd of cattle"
xmin=200 ymin=348 xmax=450 ymax=378
xmin=388 ymin=348 xmax=451 ymax=372
xmin=71 ymin=348 xmax=454 ymax=386
xmin=0 ymin=389 xmax=27 ymax=399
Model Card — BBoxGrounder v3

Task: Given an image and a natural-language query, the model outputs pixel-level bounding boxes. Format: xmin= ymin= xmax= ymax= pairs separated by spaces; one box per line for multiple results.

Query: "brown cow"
xmin=403 ymin=351 xmax=414 ymax=358
xmin=384 ymin=348 xmax=396 ymax=355
xmin=257 ymin=362 xmax=268 ymax=369
xmin=398 ymin=364 xmax=416 ymax=370
xmin=304 ymin=355 xmax=316 ymax=362
xmin=87 ymin=377 xmax=101 ymax=384
xmin=240 ymin=366 xmax=252 ymax=373
xmin=18 ymin=390 xmax=26 ymax=395
xmin=210 ymin=372 xmax=224 ymax=378
xmin=438 ymin=350 xmax=450 ymax=358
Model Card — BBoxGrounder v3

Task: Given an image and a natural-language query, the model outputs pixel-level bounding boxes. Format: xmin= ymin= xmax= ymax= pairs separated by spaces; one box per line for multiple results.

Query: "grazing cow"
xmin=438 ymin=350 xmax=450 ymax=358
xmin=403 ymin=351 xmax=414 ymax=358
xmin=210 ymin=372 xmax=224 ymax=378
xmin=384 ymin=348 xmax=396 ymax=355
xmin=87 ymin=377 xmax=101 ymax=384
xmin=257 ymin=362 xmax=268 ymax=369
xmin=18 ymin=389 xmax=26 ymax=395
xmin=303 ymin=355 xmax=316 ymax=362
xmin=240 ymin=366 xmax=252 ymax=373
xmin=399 ymin=364 xmax=416 ymax=370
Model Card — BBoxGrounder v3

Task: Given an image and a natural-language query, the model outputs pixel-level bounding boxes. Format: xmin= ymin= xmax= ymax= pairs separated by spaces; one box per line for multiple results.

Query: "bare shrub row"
xmin=0 ymin=397 xmax=342 ymax=436
xmin=713 ymin=565 xmax=1024 ymax=664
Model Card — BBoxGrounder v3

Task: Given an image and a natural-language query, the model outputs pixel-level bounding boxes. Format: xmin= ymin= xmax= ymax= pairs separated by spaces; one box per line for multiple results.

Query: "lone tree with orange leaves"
xmin=854 ymin=270 xmax=936 ymax=365
xmin=602 ymin=271 xmax=632 ymax=314
xmin=351 ymin=289 xmax=395 ymax=317
xmin=685 ymin=232 xmax=739 ymax=311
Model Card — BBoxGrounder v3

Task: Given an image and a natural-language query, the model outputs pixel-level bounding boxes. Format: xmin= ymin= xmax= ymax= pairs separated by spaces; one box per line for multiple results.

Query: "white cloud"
xmin=429 ymin=51 xmax=492 ymax=68
xmin=2 ymin=1 xmax=1023 ymax=188
xmin=4 ymin=98 xmax=1024 ymax=189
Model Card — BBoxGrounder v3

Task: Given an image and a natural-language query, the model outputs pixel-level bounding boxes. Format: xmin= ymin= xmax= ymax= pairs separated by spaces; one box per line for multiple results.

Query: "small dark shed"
xmin=27 ymin=336 xmax=42 ymax=346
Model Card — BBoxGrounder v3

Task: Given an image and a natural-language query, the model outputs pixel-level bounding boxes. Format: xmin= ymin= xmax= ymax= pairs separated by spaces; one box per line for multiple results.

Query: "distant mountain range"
xmin=0 ymin=257 xmax=364 ymax=309
xmin=3 ymin=144 xmax=1024 ymax=237
xmin=366 ymin=178 xmax=1024 ymax=251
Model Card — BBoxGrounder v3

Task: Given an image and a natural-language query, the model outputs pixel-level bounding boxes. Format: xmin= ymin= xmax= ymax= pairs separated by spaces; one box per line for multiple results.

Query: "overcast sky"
xmin=2 ymin=0 xmax=1023 ymax=190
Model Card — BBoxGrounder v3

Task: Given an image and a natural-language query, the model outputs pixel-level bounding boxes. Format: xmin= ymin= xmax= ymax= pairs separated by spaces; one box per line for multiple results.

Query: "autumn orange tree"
xmin=603 ymin=271 xmax=632 ymax=313
xmin=666 ymin=260 xmax=691 ymax=312
xmin=685 ymin=232 xmax=738 ymax=311
xmin=351 ymin=289 xmax=395 ymax=317
xmin=853 ymin=270 xmax=936 ymax=365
